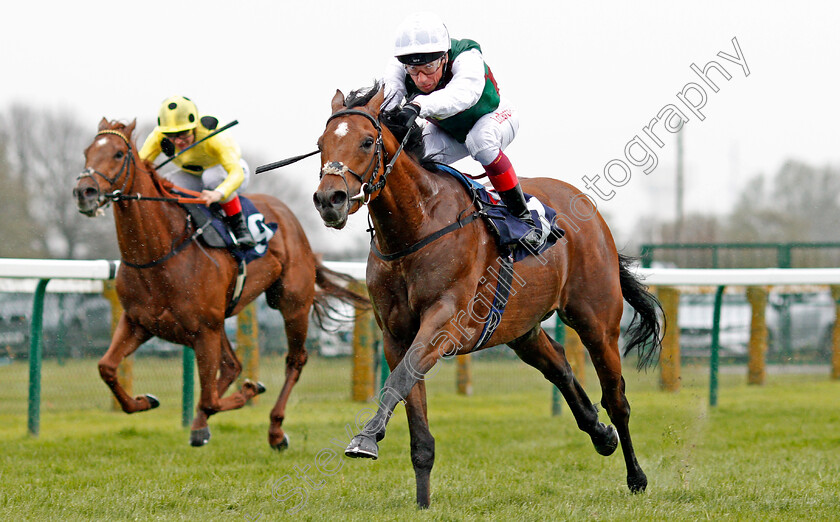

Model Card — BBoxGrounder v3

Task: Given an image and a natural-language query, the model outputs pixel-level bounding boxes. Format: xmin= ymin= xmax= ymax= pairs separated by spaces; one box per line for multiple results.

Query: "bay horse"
xmin=73 ymin=118 xmax=367 ymax=449
xmin=311 ymin=85 xmax=663 ymax=508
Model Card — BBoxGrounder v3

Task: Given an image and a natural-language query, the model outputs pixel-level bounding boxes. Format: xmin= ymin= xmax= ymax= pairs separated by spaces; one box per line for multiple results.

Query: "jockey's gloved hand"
xmin=160 ymin=138 xmax=176 ymax=157
xmin=395 ymin=103 xmax=420 ymax=128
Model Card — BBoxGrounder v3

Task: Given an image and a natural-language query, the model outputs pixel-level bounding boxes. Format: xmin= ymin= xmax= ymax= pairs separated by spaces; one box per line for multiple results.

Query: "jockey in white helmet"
xmin=382 ymin=12 xmax=539 ymax=248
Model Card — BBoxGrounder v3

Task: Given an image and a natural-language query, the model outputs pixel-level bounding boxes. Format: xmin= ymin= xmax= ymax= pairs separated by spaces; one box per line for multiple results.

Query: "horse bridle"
xmin=75 ymin=129 xmax=209 ymax=269
xmin=75 ymin=129 xmax=136 ymax=208
xmin=320 ymin=109 xmax=394 ymax=206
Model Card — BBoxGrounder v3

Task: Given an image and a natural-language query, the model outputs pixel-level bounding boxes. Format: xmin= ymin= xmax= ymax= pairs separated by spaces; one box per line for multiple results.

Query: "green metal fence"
xmin=640 ymin=242 xmax=840 ymax=269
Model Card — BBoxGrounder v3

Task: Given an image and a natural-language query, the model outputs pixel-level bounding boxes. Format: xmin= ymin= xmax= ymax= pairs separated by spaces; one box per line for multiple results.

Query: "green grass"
xmin=1 ymin=356 xmax=839 ymax=520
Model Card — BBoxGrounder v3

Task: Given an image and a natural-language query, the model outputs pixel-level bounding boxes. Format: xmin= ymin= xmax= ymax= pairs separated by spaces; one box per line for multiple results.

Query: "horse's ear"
xmin=367 ymin=87 xmax=386 ymax=118
xmin=125 ymin=119 xmax=137 ymax=137
xmin=97 ymin=117 xmax=110 ymax=131
xmin=331 ymin=89 xmax=345 ymax=113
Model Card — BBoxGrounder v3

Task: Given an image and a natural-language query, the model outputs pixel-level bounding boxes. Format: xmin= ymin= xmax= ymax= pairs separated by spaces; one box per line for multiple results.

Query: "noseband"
xmin=321 ymin=109 xmax=387 ymax=205
xmin=76 ymin=129 xmax=134 ymax=205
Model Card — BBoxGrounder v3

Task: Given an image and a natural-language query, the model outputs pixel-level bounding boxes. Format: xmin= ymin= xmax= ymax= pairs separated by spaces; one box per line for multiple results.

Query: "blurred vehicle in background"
xmin=677 ymin=290 xmax=836 ymax=361
xmin=0 ymin=292 xmax=112 ymax=360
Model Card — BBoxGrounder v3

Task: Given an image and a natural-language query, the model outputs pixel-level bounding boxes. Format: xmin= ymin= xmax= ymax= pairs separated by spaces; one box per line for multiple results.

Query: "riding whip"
xmin=255 ymin=150 xmax=319 ymax=174
xmin=155 ymin=120 xmax=239 ymax=170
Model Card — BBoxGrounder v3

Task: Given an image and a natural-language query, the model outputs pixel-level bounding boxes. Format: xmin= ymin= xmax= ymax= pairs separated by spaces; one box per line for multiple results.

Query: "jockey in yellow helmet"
xmin=139 ymin=96 xmax=256 ymax=248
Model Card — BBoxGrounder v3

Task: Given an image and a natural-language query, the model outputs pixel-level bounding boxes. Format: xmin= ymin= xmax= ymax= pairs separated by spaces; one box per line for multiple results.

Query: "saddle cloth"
xmin=432 ymin=164 xmax=565 ymax=262
xmin=180 ymin=195 xmax=277 ymax=263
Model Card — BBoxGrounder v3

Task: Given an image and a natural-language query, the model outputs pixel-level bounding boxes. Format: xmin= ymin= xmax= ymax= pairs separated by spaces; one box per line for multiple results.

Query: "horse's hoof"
xmin=145 ymin=394 xmax=160 ymax=409
xmin=592 ymin=423 xmax=618 ymax=456
xmin=255 ymin=381 xmax=267 ymax=395
xmin=628 ymin=472 xmax=648 ymax=493
xmin=345 ymin=434 xmax=378 ymax=459
xmin=190 ymin=426 xmax=211 ymax=447
xmin=270 ymin=433 xmax=290 ymax=452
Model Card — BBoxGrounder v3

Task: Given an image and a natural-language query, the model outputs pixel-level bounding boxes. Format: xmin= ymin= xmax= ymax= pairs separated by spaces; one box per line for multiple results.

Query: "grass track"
xmin=1 ymin=356 xmax=839 ymax=520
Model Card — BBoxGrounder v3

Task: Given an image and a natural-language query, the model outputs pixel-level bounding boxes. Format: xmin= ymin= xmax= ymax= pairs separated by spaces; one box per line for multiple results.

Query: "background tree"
xmin=1 ymin=105 xmax=118 ymax=259
xmin=638 ymin=159 xmax=840 ymax=267
xmin=0 ymin=134 xmax=46 ymax=257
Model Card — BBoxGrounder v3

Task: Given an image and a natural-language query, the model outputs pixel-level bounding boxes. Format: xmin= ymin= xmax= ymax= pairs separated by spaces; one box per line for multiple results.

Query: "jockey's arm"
xmin=138 ymin=128 xmax=164 ymax=163
xmin=206 ymin=136 xmax=244 ymax=200
xmin=413 ymin=49 xmax=485 ymax=119
xmin=382 ymin=58 xmax=409 ymax=111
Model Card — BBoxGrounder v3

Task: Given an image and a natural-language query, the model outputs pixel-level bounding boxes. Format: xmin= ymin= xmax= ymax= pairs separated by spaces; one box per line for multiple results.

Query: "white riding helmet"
xmin=393 ymin=12 xmax=451 ymax=65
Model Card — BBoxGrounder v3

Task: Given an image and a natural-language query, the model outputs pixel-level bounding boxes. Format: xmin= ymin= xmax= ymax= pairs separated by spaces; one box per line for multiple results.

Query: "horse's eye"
xmin=362 ymin=137 xmax=375 ymax=150
xmin=114 ymin=150 xmax=124 ymax=160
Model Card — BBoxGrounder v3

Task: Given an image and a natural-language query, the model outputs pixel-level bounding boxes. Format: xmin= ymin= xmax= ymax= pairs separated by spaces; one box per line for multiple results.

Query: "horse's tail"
xmin=311 ymin=264 xmax=371 ymax=330
xmin=618 ymin=253 xmax=664 ymax=369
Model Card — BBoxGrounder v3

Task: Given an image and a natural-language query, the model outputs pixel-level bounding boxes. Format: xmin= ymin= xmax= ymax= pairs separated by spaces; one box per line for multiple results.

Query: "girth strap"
xmin=370 ymin=210 xmax=482 ymax=262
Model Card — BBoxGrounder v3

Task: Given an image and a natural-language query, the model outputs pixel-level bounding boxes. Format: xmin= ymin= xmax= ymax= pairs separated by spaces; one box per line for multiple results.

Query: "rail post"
xmin=182 ymin=348 xmax=195 ymax=427
xmin=831 ymin=286 xmax=840 ymax=380
xmin=565 ymin=324 xmax=586 ymax=387
xmin=236 ymin=302 xmax=260 ymax=404
xmin=657 ymin=286 xmax=681 ymax=391
xmin=350 ymin=281 xmax=376 ymax=402
xmin=27 ymin=278 xmax=49 ymax=437
xmin=746 ymin=286 xmax=769 ymax=385
xmin=709 ymin=285 xmax=725 ymax=407
xmin=551 ymin=315 xmax=566 ymax=416
xmin=456 ymin=354 xmax=472 ymax=395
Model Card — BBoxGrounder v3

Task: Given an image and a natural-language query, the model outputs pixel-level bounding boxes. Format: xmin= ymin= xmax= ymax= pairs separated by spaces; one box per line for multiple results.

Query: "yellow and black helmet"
xmin=157 ymin=96 xmax=199 ymax=134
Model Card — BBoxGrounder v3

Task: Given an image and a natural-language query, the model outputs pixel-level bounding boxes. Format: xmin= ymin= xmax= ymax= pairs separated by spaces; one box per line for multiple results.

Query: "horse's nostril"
xmin=330 ymin=191 xmax=347 ymax=207
xmin=83 ymin=187 xmax=98 ymax=198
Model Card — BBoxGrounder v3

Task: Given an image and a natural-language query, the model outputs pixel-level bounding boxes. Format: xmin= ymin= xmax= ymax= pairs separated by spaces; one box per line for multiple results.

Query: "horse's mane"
xmin=344 ymin=82 xmax=439 ymax=168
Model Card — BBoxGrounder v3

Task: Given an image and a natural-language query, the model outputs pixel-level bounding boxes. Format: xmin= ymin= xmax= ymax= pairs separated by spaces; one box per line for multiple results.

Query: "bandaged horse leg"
xmin=346 ymin=333 xmax=444 ymax=459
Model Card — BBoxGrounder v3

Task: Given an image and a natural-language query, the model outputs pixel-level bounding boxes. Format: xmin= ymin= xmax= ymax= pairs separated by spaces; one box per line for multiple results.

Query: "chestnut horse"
xmin=74 ymin=119 xmax=367 ymax=449
xmin=311 ymin=86 xmax=663 ymax=508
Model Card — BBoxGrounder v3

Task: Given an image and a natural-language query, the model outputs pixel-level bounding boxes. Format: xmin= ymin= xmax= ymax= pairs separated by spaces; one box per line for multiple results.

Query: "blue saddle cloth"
xmin=181 ymin=195 xmax=278 ymax=264
xmin=432 ymin=164 xmax=565 ymax=262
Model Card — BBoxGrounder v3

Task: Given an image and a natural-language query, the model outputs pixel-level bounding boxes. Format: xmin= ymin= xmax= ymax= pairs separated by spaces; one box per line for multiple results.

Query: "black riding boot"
xmin=498 ymin=184 xmax=542 ymax=250
xmin=223 ymin=212 xmax=257 ymax=249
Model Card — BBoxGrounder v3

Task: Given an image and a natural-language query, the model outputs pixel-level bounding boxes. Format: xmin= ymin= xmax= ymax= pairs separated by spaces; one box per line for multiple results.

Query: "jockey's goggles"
xmin=405 ymin=56 xmax=445 ymax=77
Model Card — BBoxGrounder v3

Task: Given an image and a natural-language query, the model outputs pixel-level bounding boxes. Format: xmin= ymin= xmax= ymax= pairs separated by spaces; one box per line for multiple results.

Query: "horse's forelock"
xmin=344 ymin=81 xmax=382 ymax=109
xmin=342 ymin=82 xmax=437 ymax=166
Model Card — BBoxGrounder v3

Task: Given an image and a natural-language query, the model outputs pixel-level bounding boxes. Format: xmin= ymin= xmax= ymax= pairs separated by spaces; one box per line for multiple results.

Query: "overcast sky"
xmin=2 ymin=1 xmax=838 ymax=247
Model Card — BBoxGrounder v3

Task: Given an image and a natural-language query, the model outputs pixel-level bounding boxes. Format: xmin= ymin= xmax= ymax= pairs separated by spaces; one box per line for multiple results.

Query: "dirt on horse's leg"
xmin=268 ymin=311 xmax=309 ymax=451
xmin=404 ymin=380 xmax=435 ymax=509
xmin=510 ymin=329 xmax=614 ymax=451
xmin=98 ymin=314 xmax=156 ymax=413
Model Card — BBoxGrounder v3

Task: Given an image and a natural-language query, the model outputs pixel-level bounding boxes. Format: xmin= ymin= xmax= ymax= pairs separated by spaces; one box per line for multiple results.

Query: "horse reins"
xmin=257 ymin=106 xmax=483 ymax=261
xmin=78 ymin=129 xmax=207 ymax=206
xmin=322 ymin=109 xmax=485 ymax=261
xmin=78 ymin=129 xmax=211 ymax=268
